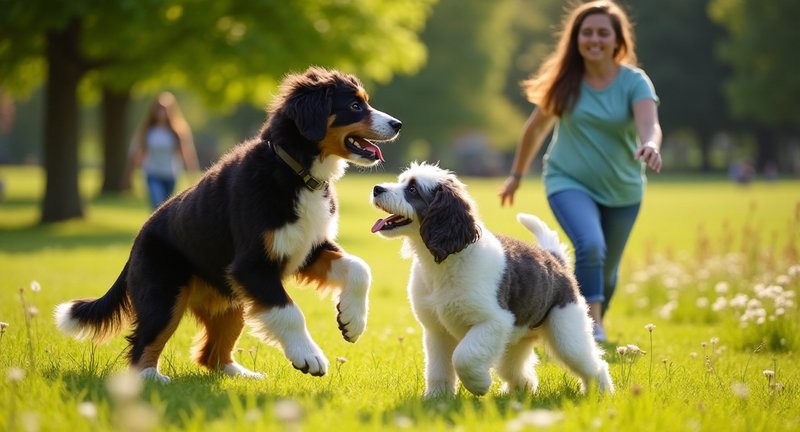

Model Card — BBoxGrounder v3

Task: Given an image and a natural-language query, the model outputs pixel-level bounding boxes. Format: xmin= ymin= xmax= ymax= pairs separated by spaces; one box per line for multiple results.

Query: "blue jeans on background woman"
xmin=145 ymin=174 xmax=176 ymax=210
xmin=547 ymin=189 xmax=640 ymax=317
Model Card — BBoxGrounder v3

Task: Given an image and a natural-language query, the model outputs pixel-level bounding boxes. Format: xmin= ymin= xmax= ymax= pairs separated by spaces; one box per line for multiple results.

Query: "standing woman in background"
xmin=499 ymin=0 xmax=663 ymax=342
xmin=125 ymin=91 xmax=199 ymax=210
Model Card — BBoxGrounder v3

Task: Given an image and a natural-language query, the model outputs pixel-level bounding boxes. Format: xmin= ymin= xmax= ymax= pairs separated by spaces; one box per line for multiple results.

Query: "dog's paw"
xmin=423 ymin=382 xmax=457 ymax=399
xmin=139 ymin=367 xmax=171 ymax=384
xmin=285 ymin=342 xmax=329 ymax=377
xmin=454 ymin=366 xmax=492 ymax=396
xmin=223 ymin=362 xmax=265 ymax=379
xmin=336 ymin=300 xmax=367 ymax=343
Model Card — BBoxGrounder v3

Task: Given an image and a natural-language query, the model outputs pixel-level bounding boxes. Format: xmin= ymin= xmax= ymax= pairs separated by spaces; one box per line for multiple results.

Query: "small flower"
xmin=689 ymin=352 xmax=698 ymax=359
xmin=7 ymin=367 xmax=25 ymax=383
xmin=274 ymin=399 xmax=304 ymax=424
xmin=336 ymin=356 xmax=348 ymax=364
xmin=616 ymin=346 xmax=628 ymax=356
xmin=513 ymin=409 xmax=564 ymax=428
xmin=77 ymin=402 xmax=98 ymax=420
xmin=106 ymin=370 xmax=143 ymax=401
xmin=645 ymin=323 xmax=656 ymax=332
xmin=0 ymin=322 xmax=8 ymax=333
xmin=27 ymin=306 xmax=38 ymax=317
xmin=732 ymin=382 xmax=749 ymax=399
xmin=30 ymin=281 xmax=41 ymax=292
xmin=710 ymin=337 xmax=719 ymax=346
xmin=762 ymin=370 xmax=775 ymax=378
xmin=626 ymin=344 xmax=646 ymax=355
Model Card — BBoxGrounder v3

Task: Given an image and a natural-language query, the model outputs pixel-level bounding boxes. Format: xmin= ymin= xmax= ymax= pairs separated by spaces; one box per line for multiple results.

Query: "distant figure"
xmin=729 ymin=160 xmax=754 ymax=184
xmin=125 ymin=92 xmax=199 ymax=209
xmin=498 ymin=0 xmax=663 ymax=343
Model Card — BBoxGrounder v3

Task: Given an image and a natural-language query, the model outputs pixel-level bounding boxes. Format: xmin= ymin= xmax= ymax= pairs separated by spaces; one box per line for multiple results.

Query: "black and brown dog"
xmin=55 ymin=67 xmax=401 ymax=383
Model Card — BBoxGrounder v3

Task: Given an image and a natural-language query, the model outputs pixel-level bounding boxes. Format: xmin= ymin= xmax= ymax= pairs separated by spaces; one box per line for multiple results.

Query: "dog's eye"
xmin=408 ymin=185 xmax=417 ymax=194
xmin=350 ymin=102 xmax=362 ymax=111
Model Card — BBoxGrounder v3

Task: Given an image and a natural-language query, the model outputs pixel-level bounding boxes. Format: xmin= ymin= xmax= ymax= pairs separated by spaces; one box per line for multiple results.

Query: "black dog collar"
xmin=273 ymin=144 xmax=327 ymax=191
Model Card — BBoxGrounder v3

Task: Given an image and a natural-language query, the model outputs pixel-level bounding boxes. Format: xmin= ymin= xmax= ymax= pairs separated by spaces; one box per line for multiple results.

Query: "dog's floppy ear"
xmin=419 ymin=182 xmax=481 ymax=263
xmin=284 ymin=85 xmax=333 ymax=142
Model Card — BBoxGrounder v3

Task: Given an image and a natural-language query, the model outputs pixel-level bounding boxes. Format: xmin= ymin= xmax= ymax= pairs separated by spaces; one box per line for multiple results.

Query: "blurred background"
xmin=1 ymin=0 xmax=798 ymax=222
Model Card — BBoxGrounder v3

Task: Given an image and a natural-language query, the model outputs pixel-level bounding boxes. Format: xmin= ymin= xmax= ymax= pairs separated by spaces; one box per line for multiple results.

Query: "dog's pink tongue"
xmin=356 ymin=138 xmax=384 ymax=162
xmin=371 ymin=218 xmax=388 ymax=233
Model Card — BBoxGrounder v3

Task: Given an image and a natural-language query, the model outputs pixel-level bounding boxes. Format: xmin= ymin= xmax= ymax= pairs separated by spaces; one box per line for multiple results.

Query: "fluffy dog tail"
xmin=516 ymin=213 xmax=572 ymax=266
xmin=54 ymin=262 xmax=132 ymax=342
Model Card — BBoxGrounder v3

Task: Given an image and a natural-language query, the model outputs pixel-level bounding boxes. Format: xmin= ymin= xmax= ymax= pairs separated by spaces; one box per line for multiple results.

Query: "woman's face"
xmin=155 ymin=105 xmax=168 ymax=124
xmin=577 ymin=13 xmax=617 ymax=65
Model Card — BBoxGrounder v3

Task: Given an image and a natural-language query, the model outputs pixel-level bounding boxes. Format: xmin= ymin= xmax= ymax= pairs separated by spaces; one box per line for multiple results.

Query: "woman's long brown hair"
xmin=522 ymin=0 xmax=638 ymax=117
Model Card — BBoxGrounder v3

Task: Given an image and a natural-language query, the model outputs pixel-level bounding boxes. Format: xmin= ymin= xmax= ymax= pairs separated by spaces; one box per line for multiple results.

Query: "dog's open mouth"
xmin=346 ymin=136 xmax=384 ymax=162
xmin=371 ymin=214 xmax=412 ymax=233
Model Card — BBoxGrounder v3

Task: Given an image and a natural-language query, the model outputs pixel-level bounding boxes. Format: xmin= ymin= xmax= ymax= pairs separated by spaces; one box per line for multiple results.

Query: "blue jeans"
xmin=547 ymin=189 xmax=640 ymax=316
xmin=145 ymin=174 xmax=176 ymax=210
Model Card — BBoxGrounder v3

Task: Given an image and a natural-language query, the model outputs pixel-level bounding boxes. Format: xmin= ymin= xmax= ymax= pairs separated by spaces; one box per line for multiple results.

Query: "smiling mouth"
xmin=371 ymin=214 xmax=412 ymax=233
xmin=346 ymin=136 xmax=384 ymax=162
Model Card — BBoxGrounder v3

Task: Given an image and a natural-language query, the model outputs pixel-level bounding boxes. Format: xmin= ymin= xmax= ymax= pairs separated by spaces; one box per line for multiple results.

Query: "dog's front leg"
xmin=452 ymin=315 xmax=514 ymax=396
xmin=298 ymin=244 xmax=370 ymax=343
xmin=232 ymin=258 xmax=329 ymax=376
xmin=422 ymin=327 xmax=458 ymax=398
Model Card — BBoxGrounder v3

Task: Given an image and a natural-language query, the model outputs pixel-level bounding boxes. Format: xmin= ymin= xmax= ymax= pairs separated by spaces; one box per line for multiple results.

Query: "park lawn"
xmin=0 ymin=165 xmax=798 ymax=431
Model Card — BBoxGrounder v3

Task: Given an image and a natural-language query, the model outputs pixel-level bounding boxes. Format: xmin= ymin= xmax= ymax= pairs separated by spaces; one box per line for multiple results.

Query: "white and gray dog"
xmin=370 ymin=162 xmax=613 ymax=397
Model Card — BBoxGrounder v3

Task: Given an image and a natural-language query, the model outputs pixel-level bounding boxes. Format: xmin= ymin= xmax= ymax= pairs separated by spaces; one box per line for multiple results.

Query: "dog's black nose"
xmin=389 ymin=119 xmax=402 ymax=133
xmin=373 ymin=185 xmax=387 ymax=197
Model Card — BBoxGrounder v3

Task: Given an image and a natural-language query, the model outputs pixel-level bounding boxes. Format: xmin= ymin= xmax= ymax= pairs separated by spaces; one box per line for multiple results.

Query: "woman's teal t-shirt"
xmin=543 ymin=65 xmax=658 ymax=206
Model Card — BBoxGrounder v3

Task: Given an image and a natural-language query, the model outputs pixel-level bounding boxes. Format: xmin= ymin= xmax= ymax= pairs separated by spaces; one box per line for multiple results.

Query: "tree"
xmin=0 ymin=0 xmax=435 ymax=222
xmin=628 ymin=0 xmax=734 ymax=172
xmin=372 ymin=0 xmax=524 ymax=170
xmin=709 ymin=0 xmax=800 ymax=170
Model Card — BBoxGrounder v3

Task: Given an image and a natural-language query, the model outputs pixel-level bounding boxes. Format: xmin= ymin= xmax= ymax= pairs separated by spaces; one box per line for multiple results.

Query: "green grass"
xmin=1 ymin=165 xmax=798 ymax=431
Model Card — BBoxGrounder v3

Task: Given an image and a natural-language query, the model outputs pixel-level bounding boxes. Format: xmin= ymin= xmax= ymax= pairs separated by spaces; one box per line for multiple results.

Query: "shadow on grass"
xmin=381 ymin=383 xmax=587 ymax=428
xmin=0 ymin=194 xmax=146 ymax=253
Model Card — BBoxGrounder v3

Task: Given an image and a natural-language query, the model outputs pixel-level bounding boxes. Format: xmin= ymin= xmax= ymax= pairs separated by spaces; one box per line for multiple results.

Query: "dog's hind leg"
xmin=496 ymin=334 xmax=540 ymax=394
xmin=298 ymin=246 xmax=371 ymax=343
xmin=127 ymin=286 xmax=190 ymax=384
xmin=541 ymin=301 xmax=614 ymax=394
xmin=190 ymin=300 xmax=263 ymax=379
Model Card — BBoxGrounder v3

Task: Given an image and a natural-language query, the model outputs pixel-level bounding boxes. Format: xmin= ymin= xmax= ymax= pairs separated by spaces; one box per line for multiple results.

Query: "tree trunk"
xmin=41 ymin=19 xmax=85 ymax=223
xmin=697 ymin=130 xmax=712 ymax=172
xmin=100 ymin=86 xmax=132 ymax=194
xmin=754 ymin=126 xmax=778 ymax=173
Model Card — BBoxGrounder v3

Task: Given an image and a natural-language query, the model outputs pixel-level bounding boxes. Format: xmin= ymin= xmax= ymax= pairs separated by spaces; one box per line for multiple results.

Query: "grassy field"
xmin=1 ymin=165 xmax=798 ymax=431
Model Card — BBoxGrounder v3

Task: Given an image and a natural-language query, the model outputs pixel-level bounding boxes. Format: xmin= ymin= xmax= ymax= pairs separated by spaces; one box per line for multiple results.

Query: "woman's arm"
xmin=499 ymin=108 xmax=556 ymax=206
xmin=632 ymin=98 xmax=663 ymax=173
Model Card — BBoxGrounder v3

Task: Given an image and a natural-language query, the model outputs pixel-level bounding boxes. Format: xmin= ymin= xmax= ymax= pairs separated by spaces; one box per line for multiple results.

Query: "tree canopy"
xmin=0 ymin=0 xmax=435 ymax=222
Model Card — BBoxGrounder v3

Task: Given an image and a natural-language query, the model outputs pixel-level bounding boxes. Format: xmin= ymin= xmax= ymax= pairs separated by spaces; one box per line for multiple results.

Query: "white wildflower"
xmin=696 ymin=297 xmax=709 ymax=308
xmin=30 ymin=281 xmax=41 ymax=292
xmin=763 ymin=370 xmax=775 ymax=378
xmin=77 ymin=402 xmax=98 ymax=420
xmin=645 ymin=323 xmax=656 ymax=332
xmin=106 ymin=370 xmax=142 ymax=401
xmin=7 ymin=367 xmax=25 ymax=383
xmin=274 ymin=399 xmax=304 ymax=424
xmin=730 ymin=294 xmax=749 ymax=308
xmin=715 ymin=281 xmax=729 ymax=294
xmin=712 ymin=297 xmax=728 ymax=311
xmin=732 ymin=382 xmax=748 ymax=399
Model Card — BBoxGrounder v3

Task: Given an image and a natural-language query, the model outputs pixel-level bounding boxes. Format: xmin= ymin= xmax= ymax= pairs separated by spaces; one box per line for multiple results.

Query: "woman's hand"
xmin=498 ymin=175 xmax=521 ymax=207
xmin=634 ymin=142 xmax=662 ymax=173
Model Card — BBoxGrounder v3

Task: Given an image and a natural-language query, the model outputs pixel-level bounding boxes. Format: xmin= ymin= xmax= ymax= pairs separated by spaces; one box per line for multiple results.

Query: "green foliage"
xmin=709 ymin=0 xmax=800 ymax=125
xmin=0 ymin=0 xmax=436 ymax=107
xmin=373 ymin=0 xmax=525 ymax=166
xmin=1 ymin=167 xmax=799 ymax=430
